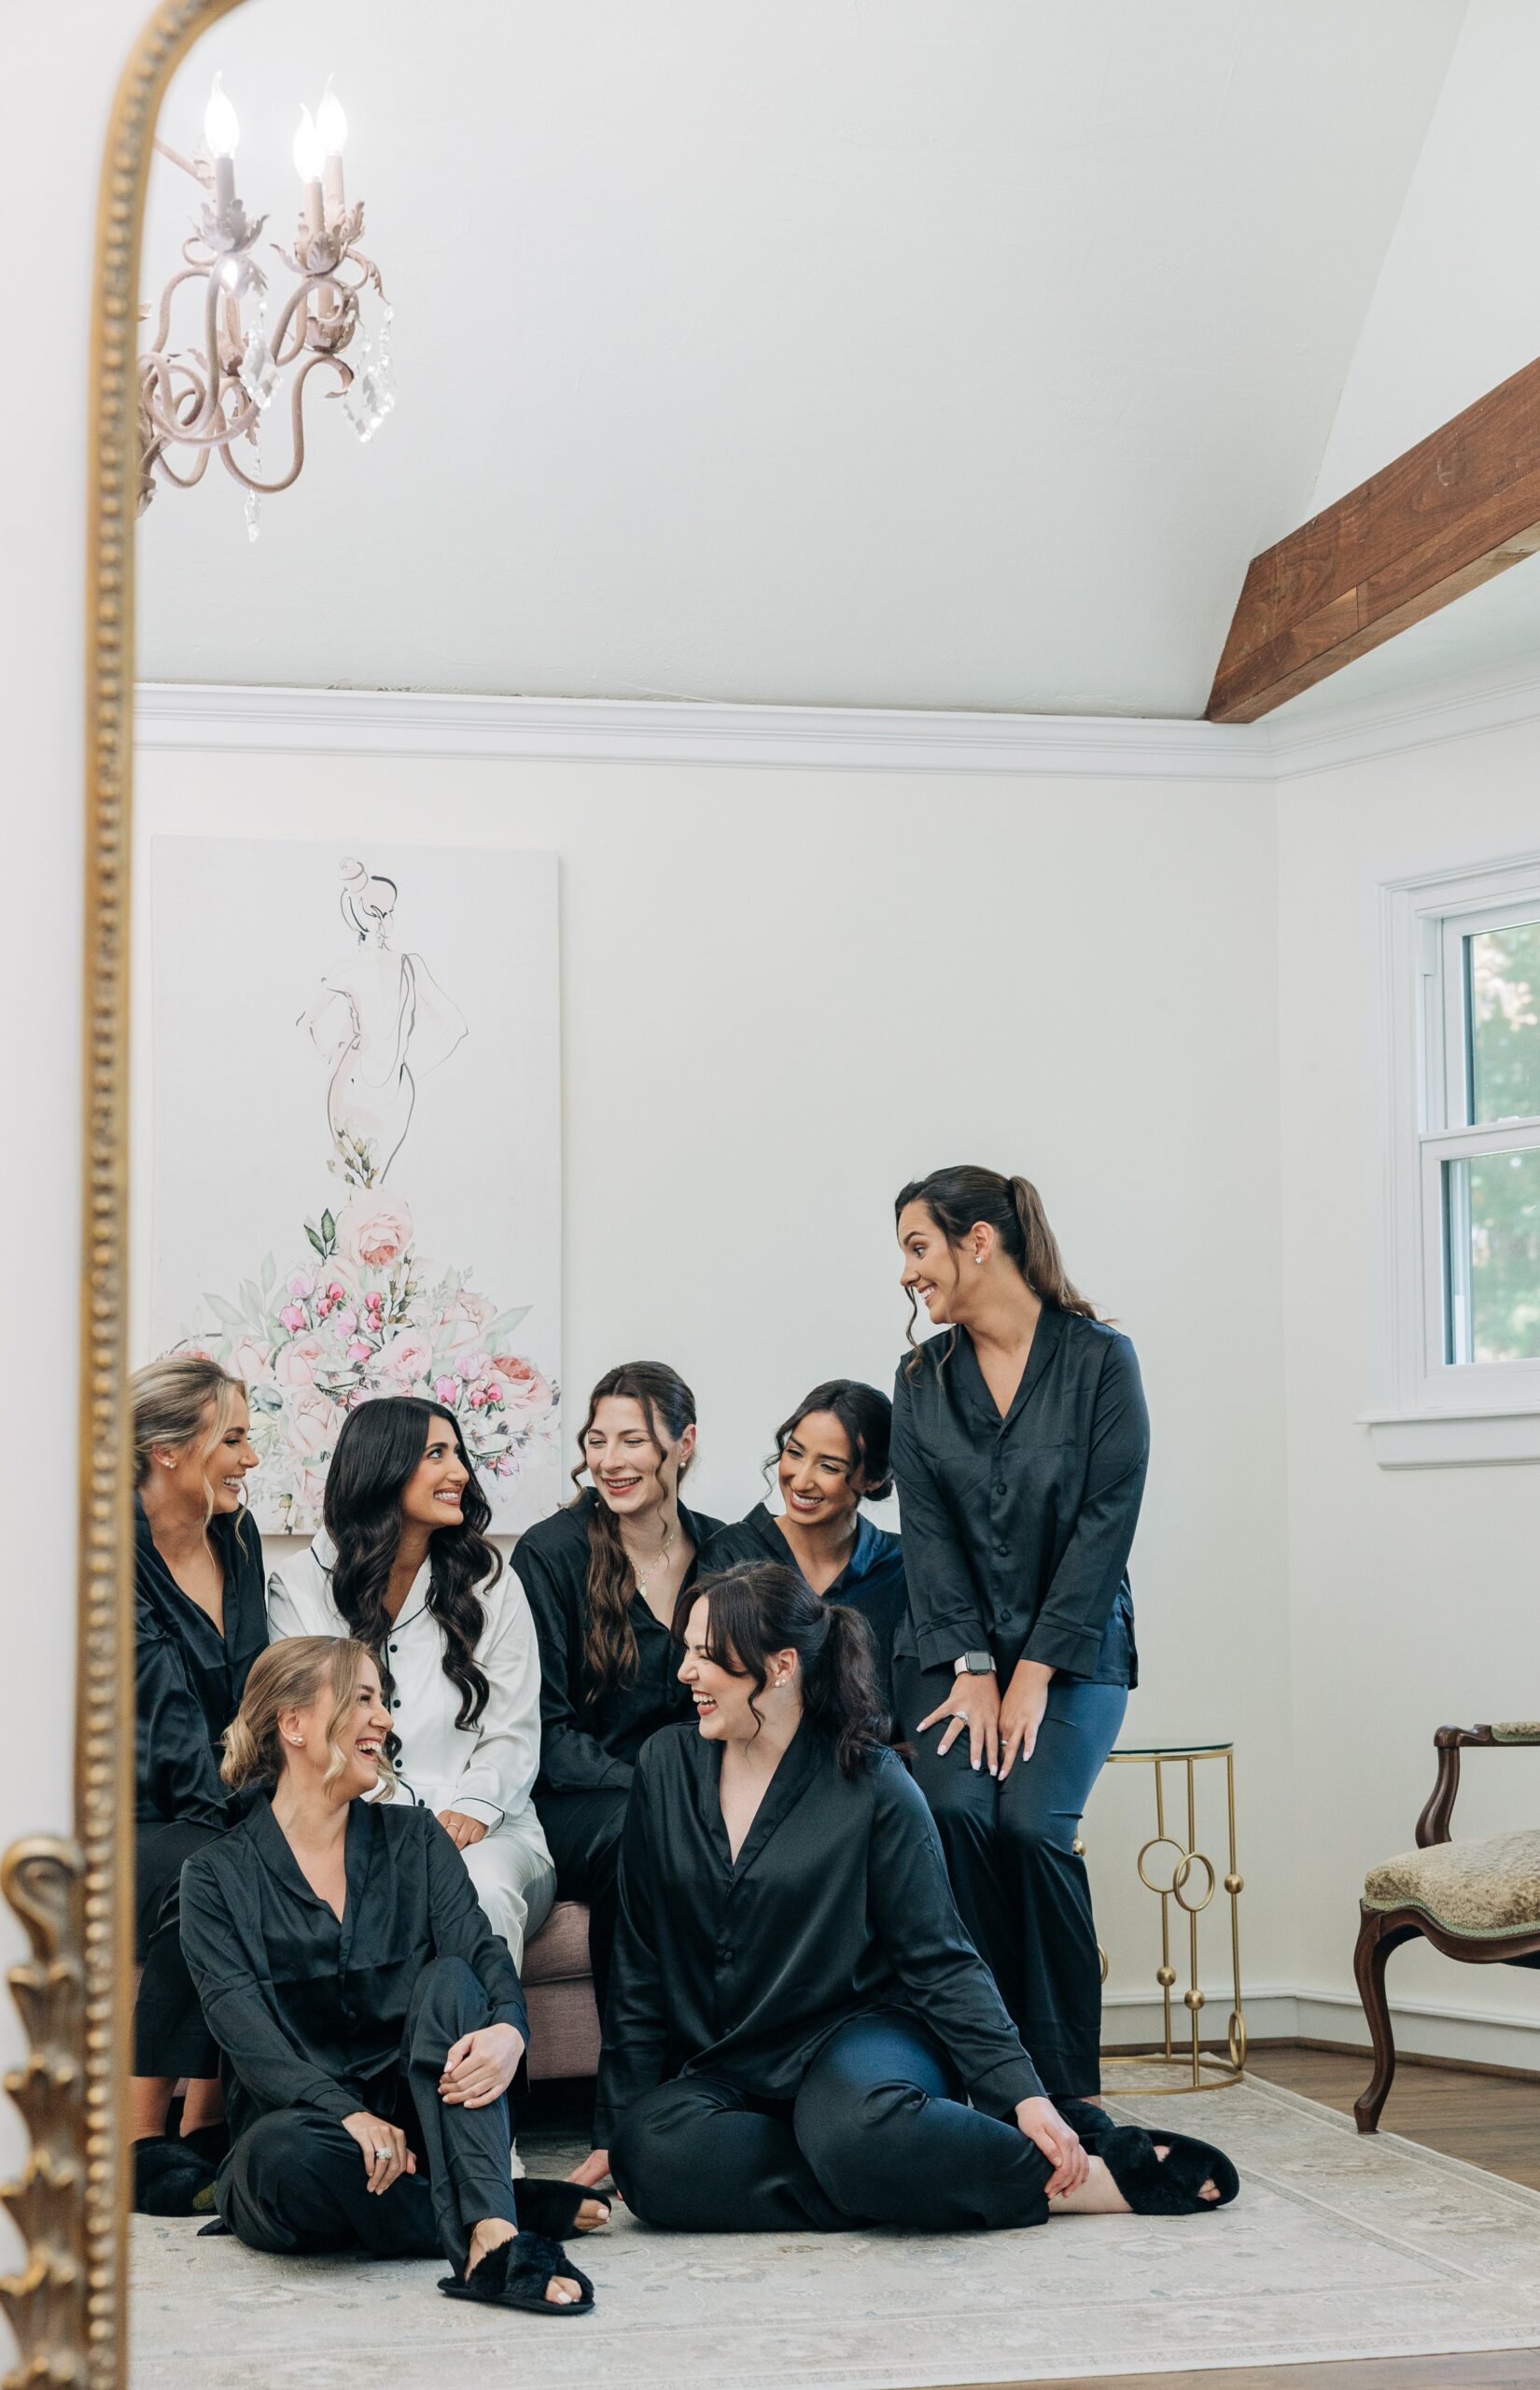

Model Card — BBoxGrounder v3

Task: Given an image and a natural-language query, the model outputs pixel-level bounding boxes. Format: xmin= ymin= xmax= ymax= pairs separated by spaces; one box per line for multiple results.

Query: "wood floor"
xmin=971 ymin=2044 xmax=1540 ymax=2390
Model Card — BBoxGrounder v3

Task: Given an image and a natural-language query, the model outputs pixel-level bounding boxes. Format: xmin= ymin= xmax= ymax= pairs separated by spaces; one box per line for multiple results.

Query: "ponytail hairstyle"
xmin=221 ymin=1634 xmax=397 ymax=1800
xmin=766 ymin=1379 xmax=894 ymax=1504
xmin=895 ymin=1164 xmax=1099 ymax=1371
xmin=675 ymin=1560 xmax=889 ymax=1778
xmin=132 ymin=1353 xmax=254 ymax=1548
xmin=569 ymin=1361 xmax=698 ymax=1697
xmin=322 ymin=1397 xmax=495 ymax=1735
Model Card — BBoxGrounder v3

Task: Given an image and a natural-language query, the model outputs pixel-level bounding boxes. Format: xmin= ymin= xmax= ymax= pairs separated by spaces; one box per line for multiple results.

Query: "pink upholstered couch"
xmin=522 ymin=1900 xmax=601 ymax=2082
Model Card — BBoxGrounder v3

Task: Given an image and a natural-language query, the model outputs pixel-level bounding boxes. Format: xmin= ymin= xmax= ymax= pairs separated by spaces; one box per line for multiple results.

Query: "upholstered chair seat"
xmin=522 ymin=1900 xmax=602 ymax=2082
xmin=1364 ymin=1830 xmax=1540 ymax=1938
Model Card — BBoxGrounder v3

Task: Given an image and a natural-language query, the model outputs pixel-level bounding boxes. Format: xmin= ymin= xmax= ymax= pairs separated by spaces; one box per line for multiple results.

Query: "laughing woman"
xmin=180 ymin=1636 xmax=603 ymax=2312
xmin=585 ymin=1563 xmax=1234 ymax=2231
xmin=513 ymin=1362 xmax=721 ymax=2017
xmin=132 ymin=1355 xmax=267 ymax=2215
xmin=891 ymin=1164 xmax=1147 ymax=2104
xmin=267 ymin=1398 xmax=555 ymax=1970
xmin=701 ymin=1379 xmax=906 ymax=1707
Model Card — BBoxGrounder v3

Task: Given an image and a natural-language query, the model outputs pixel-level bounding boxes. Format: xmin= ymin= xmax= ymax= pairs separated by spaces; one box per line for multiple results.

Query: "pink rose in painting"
xmin=274 ymin=1333 xmax=328 ymax=1388
xmin=454 ymin=1348 xmax=492 ymax=1384
xmin=278 ymin=1303 xmax=307 ymax=1333
xmin=346 ymin=1338 xmax=371 ymax=1365
xmin=334 ymin=1306 xmax=358 ymax=1336
xmin=440 ymin=1289 xmax=495 ymax=1352
xmin=377 ymin=1329 xmax=433 ymax=1385
xmin=493 ymin=1356 xmax=553 ymax=1416
xmin=435 ymin=1374 xmax=458 ymax=1406
xmin=287 ymin=1386 xmax=343 ymax=1469
xmin=336 ymin=1199 xmax=414 ymax=1272
xmin=287 ymin=1272 xmax=315 ymax=1300
xmin=231 ymin=1338 xmax=271 ymax=1385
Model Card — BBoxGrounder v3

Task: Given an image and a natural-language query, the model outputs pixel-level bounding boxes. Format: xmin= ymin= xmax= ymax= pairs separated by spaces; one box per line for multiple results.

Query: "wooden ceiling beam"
xmin=1206 ymin=355 xmax=1540 ymax=723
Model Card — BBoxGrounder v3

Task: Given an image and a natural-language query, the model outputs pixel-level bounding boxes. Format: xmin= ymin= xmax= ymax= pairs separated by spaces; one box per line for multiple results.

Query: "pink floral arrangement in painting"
xmin=180 ymin=1191 xmax=559 ymax=1532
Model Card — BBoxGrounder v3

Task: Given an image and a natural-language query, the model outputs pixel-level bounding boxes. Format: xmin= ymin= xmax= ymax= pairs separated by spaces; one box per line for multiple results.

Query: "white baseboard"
xmin=1101 ymin=1982 xmax=1540 ymax=2075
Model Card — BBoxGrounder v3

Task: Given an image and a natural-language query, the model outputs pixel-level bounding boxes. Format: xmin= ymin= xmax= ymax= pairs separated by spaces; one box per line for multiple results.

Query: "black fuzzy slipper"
xmin=1057 ymin=2099 xmax=1239 ymax=2215
xmin=514 ymin=2178 xmax=610 ymax=2240
xmin=439 ymin=2230 xmax=595 ymax=2316
xmin=133 ymin=2136 xmax=214 ymax=2218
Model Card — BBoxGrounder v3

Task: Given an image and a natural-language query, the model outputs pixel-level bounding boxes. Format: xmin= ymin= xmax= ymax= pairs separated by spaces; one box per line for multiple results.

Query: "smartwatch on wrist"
xmin=954 ymin=1652 xmax=994 ymax=1675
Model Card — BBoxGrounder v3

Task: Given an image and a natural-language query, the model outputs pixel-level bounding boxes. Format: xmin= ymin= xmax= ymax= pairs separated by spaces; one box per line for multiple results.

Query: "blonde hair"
xmin=221 ymin=1636 xmax=396 ymax=1800
xmin=132 ymin=1355 xmax=248 ymax=1520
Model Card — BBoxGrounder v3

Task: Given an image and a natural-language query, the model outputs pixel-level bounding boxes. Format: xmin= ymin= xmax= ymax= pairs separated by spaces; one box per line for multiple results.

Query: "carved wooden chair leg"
xmin=1352 ymin=1905 xmax=1421 ymax=2133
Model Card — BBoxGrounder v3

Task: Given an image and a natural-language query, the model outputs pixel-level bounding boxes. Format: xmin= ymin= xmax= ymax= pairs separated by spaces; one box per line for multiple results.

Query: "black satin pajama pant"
xmin=216 ymin=1958 xmax=520 ymax=2270
xmin=611 ymin=2012 xmax=1055 ymax=2233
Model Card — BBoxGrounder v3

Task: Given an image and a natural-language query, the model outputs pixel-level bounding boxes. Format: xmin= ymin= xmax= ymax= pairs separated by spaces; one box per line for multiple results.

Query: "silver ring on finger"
xmin=373 ymin=2146 xmax=391 ymax=2161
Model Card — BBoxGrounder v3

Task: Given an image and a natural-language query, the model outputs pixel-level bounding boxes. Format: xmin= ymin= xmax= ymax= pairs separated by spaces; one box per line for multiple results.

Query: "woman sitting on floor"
xmin=179 ymin=1635 xmax=606 ymax=2314
xmin=576 ymin=1561 xmax=1238 ymax=2232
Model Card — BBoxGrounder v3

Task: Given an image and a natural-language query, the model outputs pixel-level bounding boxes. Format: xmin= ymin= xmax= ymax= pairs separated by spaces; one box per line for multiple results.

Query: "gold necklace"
xmin=630 ymin=1517 xmax=676 ymax=1606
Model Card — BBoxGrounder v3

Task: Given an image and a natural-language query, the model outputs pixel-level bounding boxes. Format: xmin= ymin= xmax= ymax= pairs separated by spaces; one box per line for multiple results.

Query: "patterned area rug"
xmin=128 ymin=2076 xmax=1540 ymax=2386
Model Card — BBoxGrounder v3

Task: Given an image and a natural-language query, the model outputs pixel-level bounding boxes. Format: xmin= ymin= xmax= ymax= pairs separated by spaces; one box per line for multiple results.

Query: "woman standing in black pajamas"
xmin=580 ymin=1562 xmax=1233 ymax=2228
xmin=132 ymin=1355 xmax=267 ymax=2214
xmin=180 ymin=1635 xmax=606 ymax=2313
xmin=513 ymin=1362 xmax=721 ymax=2017
xmin=891 ymin=1165 xmax=1148 ymax=2102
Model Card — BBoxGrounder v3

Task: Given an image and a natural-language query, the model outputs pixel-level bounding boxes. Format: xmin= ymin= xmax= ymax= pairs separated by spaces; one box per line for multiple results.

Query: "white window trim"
xmin=1367 ymin=851 xmax=1540 ymax=1469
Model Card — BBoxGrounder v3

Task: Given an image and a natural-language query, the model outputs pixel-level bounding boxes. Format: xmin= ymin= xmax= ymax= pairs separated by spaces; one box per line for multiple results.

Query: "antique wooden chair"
xmin=1353 ymin=1722 xmax=1540 ymax=2131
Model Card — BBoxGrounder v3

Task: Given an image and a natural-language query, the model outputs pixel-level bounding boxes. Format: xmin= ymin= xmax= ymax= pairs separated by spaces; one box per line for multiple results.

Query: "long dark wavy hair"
xmin=322 ymin=1397 xmax=497 ymax=1732
xmin=568 ymin=1360 xmax=697 ymax=1698
xmin=895 ymin=1163 xmax=1099 ymax=1374
xmin=766 ymin=1378 xmax=894 ymax=1503
xmin=676 ymin=1560 xmax=889 ymax=1778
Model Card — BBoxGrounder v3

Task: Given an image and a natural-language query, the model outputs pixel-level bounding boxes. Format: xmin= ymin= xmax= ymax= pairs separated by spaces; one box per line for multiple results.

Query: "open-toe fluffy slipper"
xmin=513 ymin=2178 xmax=610 ymax=2240
xmin=1057 ymin=2100 xmax=1239 ymax=2215
xmin=439 ymin=2230 xmax=595 ymax=2316
xmin=133 ymin=2136 xmax=215 ymax=2218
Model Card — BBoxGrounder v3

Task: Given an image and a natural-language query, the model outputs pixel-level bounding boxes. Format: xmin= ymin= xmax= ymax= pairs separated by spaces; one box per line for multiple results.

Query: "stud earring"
xmin=974 ymin=1255 xmax=985 ymax=1266
xmin=162 ymin=1456 xmax=176 ymax=1468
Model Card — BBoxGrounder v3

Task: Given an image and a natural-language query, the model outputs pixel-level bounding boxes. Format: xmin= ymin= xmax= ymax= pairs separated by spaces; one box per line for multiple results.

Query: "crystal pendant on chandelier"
xmin=245 ymin=486 xmax=262 ymax=542
xmin=344 ymin=307 xmax=398 ymax=445
xmin=238 ymin=330 xmax=278 ymax=411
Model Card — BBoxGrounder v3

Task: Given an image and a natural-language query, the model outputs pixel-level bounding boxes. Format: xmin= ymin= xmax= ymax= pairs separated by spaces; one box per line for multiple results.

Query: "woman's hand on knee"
xmin=1015 ymin=2096 xmax=1088 ymax=2198
xmin=440 ymin=2022 xmax=525 ymax=2108
xmin=568 ymin=2147 xmax=611 ymax=2190
xmin=998 ymin=1660 xmax=1054 ymax=1781
xmin=342 ymin=2110 xmax=416 ymax=2194
xmin=918 ymin=1670 xmax=1000 ymax=1774
xmin=437 ymin=1808 xmax=489 ymax=1850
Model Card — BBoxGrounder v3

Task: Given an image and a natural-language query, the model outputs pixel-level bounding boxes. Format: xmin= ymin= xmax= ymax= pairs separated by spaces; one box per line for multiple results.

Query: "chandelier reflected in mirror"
xmin=139 ymin=75 xmax=395 ymax=535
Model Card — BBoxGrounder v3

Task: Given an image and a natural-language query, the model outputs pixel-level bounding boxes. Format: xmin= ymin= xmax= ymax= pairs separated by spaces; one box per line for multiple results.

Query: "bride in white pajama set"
xmin=266 ymin=1401 xmax=555 ymax=1972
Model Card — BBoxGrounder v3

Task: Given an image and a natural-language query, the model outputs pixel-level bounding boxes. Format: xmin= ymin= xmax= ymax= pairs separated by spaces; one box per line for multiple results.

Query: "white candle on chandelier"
xmin=292 ymin=105 xmax=325 ymax=235
xmin=316 ymin=76 xmax=347 ymax=225
xmin=203 ymin=72 xmax=240 ymax=218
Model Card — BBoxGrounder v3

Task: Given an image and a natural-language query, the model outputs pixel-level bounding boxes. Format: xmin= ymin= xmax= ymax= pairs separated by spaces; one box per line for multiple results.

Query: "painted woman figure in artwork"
xmin=131 ymin=1355 xmax=268 ymax=2215
xmin=890 ymin=1164 xmax=1148 ymax=2106
xmin=298 ymin=855 xmax=467 ymax=1188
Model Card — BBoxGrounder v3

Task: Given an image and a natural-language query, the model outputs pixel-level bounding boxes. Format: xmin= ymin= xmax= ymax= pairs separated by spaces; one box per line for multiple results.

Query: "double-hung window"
xmin=1374 ymin=856 xmax=1540 ymax=1465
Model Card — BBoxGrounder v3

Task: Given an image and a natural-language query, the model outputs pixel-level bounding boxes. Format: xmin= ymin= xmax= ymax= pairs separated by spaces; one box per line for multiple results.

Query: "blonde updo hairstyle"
xmin=221 ymin=1636 xmax=396 ymax=1800
xmin=132 ymin=1354 xmax=250 ymax=1532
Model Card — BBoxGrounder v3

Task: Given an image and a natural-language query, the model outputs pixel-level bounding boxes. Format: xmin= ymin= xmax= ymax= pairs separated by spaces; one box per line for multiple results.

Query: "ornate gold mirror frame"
xmin=0 ymin=7 xmax=245 ymax=2383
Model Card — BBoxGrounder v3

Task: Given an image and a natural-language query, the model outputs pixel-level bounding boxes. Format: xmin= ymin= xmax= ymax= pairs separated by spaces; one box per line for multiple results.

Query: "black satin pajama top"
xmin=701 ymin=1504 xmax=908 ymax=1708
xmin=179 ymin=1795 xmax=528 ymax=2140
xmin=513 ymin=1491 xmax=722 ymax=1794
xmin=890 ymin=1308 xmax=1148 ymax=1685
xmin=135 ymin=1497 xmax=269 ymax=1830
xmin=594 ymin=1719 xmax=1043 ymax=2144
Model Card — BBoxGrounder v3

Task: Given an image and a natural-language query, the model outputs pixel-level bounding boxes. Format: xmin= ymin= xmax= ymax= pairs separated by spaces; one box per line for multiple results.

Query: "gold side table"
xmin=1086 ymin=1741 xmax=1246 ymax=2093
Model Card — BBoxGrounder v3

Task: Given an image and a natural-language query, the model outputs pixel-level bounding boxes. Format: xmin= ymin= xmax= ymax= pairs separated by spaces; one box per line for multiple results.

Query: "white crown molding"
xmin=133 ymin=654 xmax=1540 ymax=784
xmin=1267 ymin=654 xmax=1540 ymax=780
xmin=133 ymin=680 xmax=1272 ymax=780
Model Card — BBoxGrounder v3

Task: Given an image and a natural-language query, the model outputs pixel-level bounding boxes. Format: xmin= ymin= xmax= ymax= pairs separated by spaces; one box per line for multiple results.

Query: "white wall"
xmin=1276 ymin=718 xmax=1540 ymax=2061
xmin=132 ymin=738 xmax=1295 ymax=2007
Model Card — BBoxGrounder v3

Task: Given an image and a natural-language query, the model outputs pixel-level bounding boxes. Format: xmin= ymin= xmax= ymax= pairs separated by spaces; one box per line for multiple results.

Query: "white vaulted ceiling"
xmin=136 ymin=0 xmax=1469 ymax=716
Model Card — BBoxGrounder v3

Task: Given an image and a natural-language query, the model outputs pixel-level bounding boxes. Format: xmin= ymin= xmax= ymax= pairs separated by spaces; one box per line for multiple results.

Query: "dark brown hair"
xmin=768 ymin=1379 xmax=893 ymax=1504
xmin=895 ymin=1164 xmax=1099 ymax=1371
xmin=322 ymin=1397 xmax=496 ymax=1734
xmin=569 ymin=1361 xmax=698 ymax=1696
xmin=675 ymin=1561 xmax=888 ymax=1777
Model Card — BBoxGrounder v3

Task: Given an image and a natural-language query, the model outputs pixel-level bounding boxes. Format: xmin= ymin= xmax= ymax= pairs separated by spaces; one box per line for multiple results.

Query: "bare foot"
xmin=1050 ymin=2147 xmax=1221 ymax=2214
xmin=466 ymin=2217 xmax=585 ymax=2307
xmin=569 ymin=2198 xmax=609 ymax=2233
